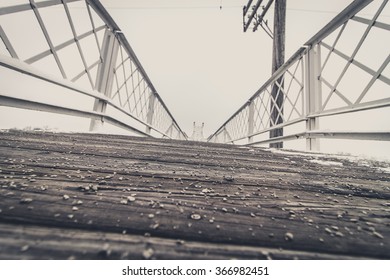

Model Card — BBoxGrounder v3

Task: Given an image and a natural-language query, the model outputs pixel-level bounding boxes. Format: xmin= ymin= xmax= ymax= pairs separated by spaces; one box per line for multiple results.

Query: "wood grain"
xmin=0 ymin=130 xmax=389 ymax=259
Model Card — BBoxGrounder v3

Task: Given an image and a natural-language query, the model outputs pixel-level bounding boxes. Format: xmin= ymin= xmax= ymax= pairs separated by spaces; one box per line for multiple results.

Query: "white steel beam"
xmin=244 ymin=117 xmax=306 ymax=143
xmin=85 ymin=2 xmax=102 ymax=56
xmin=62 ymin=0 xmax=95 ymax=88
xmin=304 ymin=0 xmax=373 ymax=46
xmin=320 ymin=42 xmax=390 ymax=86
xmin=87 ymin=0 xmax=186 ymax=139
xmin=0 ymin=0 xmax=81 ymax=16
xmin=0 ymin=26 xmax=18 ymax=59
xmin=118 ymin=46 xmax=130 ymax=110
xmin=208 ymin=0 xmax=390 ymax=148
xmin=30 ymin=0 xmax=67 ymax=79
xmin=355 ymin=54 xmax=390 ymax=104
xmin=304 ymin=44 xmax=322 ymax=151
xmin=71 ymin=59 xmax=100 ymax=83
xmin=352 ymin=15 xmax=390 ymax=31
xmin=0 ymin=1 xmax=184 ymax=139
xmin=0 ymin=54 xmax=105 ymax=102
xmin=321 ymin=0 xmax=385 ymax=112
xmin=0 ymin=54 xmax=169 ymax=136
xmin=248 ymin=100 xmax=255 ymax=143
xmin=319 ymin=22 xmax=347 ymax=74
xmin=307 ymin=131 xmax=390 ymax=141
xmin=310 ymin=97 xmax=390 ymax=118
xmin=24 ymin=25 xmax=106 ymax=65
xmin=146 ymin=93 xmax=156 ymax=134
xmin=0 ymin=94 xmax=149 ymax=137
xmin=89 ymin=29 xmax=119 ymax=131
xmin=247 ymin=131 xmax=390 ymax=146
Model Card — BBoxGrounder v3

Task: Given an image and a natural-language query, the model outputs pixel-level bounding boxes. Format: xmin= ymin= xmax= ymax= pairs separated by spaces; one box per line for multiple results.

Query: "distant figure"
xmin=190 ymin=122 xmax=205 ymax=142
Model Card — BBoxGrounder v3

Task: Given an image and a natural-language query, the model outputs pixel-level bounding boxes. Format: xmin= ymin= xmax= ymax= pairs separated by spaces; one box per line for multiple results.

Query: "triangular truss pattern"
xmin=319 ymin=0 xmax=390 ymax=113
xmin=209 ymin=0 xmax=390 ymax=148
xmin=0 ymin=1 xmax=388 ymax=145
xmin=0 ymin=0 xmax=186 ymax=139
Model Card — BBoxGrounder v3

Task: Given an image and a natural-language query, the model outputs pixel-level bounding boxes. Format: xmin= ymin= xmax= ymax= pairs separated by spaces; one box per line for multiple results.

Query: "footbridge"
xmin=0 ymin=0 xmax=389 ymax=259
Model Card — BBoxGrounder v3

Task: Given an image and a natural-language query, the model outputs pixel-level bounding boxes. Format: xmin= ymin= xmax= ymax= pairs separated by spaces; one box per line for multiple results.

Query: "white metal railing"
xmin=208 ymin=0 xmax=390 ymax=149
xmin=0 ymin=0 xmax=187 ymax=139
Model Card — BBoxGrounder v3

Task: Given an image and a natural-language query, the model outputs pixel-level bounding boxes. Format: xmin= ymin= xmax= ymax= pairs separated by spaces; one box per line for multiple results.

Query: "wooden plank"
xmin=0 ymin=130 xmax=389 ymax=259
xmin=0 ymin=222 xmax=370 ymax=260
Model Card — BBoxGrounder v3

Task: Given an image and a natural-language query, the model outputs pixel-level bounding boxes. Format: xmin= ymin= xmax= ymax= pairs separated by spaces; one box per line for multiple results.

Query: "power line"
xmin=94 ymin=5 xmax=243 ymax=10
xmin=86 ymin=6 xmax=345 ymax=14
xmin=288 ymin=8 xmax=342 ymax=15
xmin=64 ymin=5 xmax=390 ymax=18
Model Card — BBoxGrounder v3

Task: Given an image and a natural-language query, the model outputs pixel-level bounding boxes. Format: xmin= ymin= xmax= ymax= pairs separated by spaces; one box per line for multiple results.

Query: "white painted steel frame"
xmin=0 ymin=95 xmax=148 ymax=137
xmin=85 ymin=0 xmax=185 ymax=139
xmin=0 ymin=0 xmax=186 ymax=139
xmin=209 ymin=0 xmax=390 ymax=148
xmin=0 ymin=0 xmax=81 ymax=16
xmin=24 ymin=25 xmax=106 ymax=65
xmin=90 ymin=29 xmax=119 ymax=131
xmin=0 ymin=26 xmax=18 ymax=59
xmin=0 ymin=55 xmax=165 ymax=137
xmin=30 ymin=0 xmax=67 ymax=79
xmin=62 ymin=0 xmax=95 ymax=88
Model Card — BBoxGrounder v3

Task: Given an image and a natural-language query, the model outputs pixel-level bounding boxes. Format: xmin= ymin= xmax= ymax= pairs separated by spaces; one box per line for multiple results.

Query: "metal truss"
xmin=209 ymin=0 xmax=390 ymax=150
xmin=0 ymin=0 xmax=186 ymax=139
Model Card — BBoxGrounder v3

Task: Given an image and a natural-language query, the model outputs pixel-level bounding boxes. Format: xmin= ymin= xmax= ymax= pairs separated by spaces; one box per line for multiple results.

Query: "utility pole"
xmin=269 ymin=0 xmax=286 ymax=148
xmin=243 ymin=0 xmax=286 ymax=148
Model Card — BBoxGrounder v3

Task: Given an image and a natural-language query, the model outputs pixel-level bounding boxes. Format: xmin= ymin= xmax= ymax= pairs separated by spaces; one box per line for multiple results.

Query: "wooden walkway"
xmin=0 ymin=130 xmax=389 ymax=259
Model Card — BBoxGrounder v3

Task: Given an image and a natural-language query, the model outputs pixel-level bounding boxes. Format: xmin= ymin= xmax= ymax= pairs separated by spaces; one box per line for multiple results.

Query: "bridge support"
xmin=90 ymin=29 xmax=119 ymax=132
xmin=304 ymin=44 xmax=322 ymax=151
xmin=145 ymin=93 xmax=156 ymax=134
xmin=248 ymin=100 xmax=255 ymax=143
xmin=163 ymin=123 xmax=173 ymax=138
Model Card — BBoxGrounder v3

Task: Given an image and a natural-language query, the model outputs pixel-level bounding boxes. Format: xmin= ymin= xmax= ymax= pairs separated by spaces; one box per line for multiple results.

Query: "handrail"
xmin=0 ymin=0 xmax=187 ymax=140
xmin=304 ymin=0 xmax=373 ymax=46
xmin=208 ymin=0 xmax=389 ymax=150
xmin=85 ymin=0 xmax=183 ymax=136
xmin=208 ymin=47 xmax=308 ymax=139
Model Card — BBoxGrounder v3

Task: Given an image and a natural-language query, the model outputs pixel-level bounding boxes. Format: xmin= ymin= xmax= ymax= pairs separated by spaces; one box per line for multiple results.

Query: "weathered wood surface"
xmin=0 ymin=130 xmax=389 ymax=259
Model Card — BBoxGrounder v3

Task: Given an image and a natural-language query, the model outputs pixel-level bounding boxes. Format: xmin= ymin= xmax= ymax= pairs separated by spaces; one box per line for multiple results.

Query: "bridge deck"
xmin=0 ymin=131 xmax=389 ymax=259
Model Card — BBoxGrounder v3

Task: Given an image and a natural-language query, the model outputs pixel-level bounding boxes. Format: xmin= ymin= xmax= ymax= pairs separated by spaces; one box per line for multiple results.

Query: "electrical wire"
xmin=66 ymin=4 xmax=390 ymax=18
xmin=96 ymin=6 xmax=347 ymax=15
xmin=96 ymin=5 xmax=242 ymax=10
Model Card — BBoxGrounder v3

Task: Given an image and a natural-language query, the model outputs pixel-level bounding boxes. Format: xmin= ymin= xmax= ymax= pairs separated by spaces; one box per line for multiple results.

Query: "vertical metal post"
xmin=169 ymin=123 xmax=174 ymax=138
xmin=223 ymin=127 xmax=232 ymax=143
xmin=175 ymin=127 xmax=181 ymax=140
xmin=90 ymin=29 xmax=119 ymax=131
xmin=248 ymin=101 xmax=255 ymax=143
xmin=164 ymin=123 xmax=173 ymax=135
xmin=304 ymin=44 xmax=322 ymax=151
xmin=145 ymin=93 xmax=156 ymax=134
